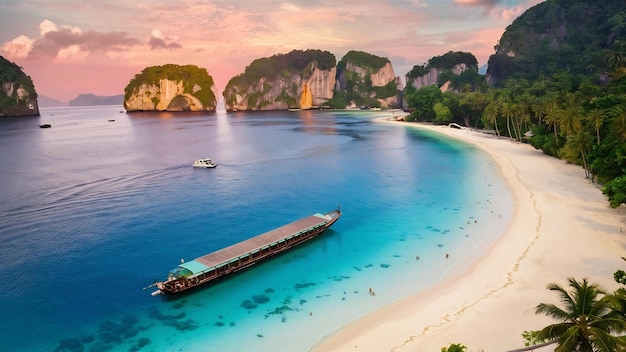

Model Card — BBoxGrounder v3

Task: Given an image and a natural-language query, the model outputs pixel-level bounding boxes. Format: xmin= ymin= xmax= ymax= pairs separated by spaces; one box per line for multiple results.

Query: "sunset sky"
xmin=1 ymin=0 xmax=543 ymax=102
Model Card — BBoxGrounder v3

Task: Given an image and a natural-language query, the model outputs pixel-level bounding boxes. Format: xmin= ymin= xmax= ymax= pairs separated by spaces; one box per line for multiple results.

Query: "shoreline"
xmin=311 ymin=120 xmax=626 ymax=351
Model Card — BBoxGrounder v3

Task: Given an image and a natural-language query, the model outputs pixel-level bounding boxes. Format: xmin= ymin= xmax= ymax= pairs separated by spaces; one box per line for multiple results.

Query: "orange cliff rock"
xmin=300 ymin=83 xmax=313 ymax=109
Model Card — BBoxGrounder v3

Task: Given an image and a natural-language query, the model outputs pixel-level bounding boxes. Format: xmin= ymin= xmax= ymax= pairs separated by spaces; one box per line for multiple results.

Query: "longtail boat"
xmin=149 ymin=208 xmax=341 ymax=296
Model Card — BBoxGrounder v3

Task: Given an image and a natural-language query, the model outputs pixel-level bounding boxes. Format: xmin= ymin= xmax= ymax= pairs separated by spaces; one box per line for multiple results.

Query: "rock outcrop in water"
xmin=223 ymin=49 xmax=336 ymax=111
xmin=224 ymin=50 xmax=402 ymax=111
xmin=332 ymin=50 xmax=401 ymax=109
xmin=124 ymin=64 xmax=217 ymax=112
xmin=0 ymin=56 xmax=39 ymax=117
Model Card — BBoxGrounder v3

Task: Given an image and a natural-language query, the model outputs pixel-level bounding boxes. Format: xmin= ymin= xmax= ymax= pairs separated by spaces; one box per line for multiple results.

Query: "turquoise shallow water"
xmin=0 ymin=107 xmax=512 ymax=351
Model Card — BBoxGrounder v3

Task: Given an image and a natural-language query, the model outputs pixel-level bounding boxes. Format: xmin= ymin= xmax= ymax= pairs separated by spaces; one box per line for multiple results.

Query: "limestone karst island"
xmin=0 ymin=56 xmax=39 ymax=117
xmin=123 ymin=64 xmax=218 ymax=112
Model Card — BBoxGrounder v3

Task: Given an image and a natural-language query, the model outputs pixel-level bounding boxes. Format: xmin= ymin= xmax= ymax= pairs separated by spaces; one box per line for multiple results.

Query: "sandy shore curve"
xmin=311 ymin=121 xmax=626 ymax=352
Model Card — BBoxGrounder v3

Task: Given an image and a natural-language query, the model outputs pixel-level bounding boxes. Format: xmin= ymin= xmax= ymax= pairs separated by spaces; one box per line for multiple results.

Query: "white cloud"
xmin=39 ymin=19 xmax=57 ymax=36
xmin=1 ymin=35 xmax=34 ymax=58
xmin=151 ymin=29 xmax=164 ymax=39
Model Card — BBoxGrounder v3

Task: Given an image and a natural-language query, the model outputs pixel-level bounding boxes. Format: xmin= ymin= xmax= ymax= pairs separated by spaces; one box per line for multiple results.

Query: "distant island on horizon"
xmin=38 ymin=93 xmax=124 ymax=108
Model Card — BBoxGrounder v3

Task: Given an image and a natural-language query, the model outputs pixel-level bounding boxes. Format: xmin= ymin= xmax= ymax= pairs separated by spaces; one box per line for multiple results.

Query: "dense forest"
xmin=124 ymin=64 xmax=216 ymax=109
xmin=403 ymin=0 xmax=626 ymax=208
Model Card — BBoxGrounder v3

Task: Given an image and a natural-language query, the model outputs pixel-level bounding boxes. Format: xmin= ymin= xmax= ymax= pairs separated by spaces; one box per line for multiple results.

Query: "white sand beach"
xmin=312 ymin=121 xmax=626 ymax=352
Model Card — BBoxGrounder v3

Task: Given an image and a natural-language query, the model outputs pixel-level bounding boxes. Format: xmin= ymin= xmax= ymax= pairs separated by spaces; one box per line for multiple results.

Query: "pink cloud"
xmin=148 ymin=36 xmax=182 ymax=50
xmin=453 ymin=0 xmax=501 ymax=7
xmin=4 ymin=20 xmax=142 ymax=63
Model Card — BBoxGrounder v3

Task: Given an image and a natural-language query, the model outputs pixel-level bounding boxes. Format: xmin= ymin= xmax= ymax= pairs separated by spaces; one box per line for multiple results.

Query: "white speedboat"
xmin=193 ymin=158 xmax=216 ymax=168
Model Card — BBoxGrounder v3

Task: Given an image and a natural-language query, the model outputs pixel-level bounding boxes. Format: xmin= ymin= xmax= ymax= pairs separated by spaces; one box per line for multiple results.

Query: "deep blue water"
xmin=0 ymin=106 xmax=512 ymax=351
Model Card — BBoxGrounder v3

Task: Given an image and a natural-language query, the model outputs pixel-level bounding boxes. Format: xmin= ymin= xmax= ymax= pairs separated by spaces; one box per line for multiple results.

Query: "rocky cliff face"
xmin=225 ymin=64 xmax=336 ymax=111
xmin=336 ymin=62 xmax=398 ymax=89
xmin=124 ymin=64 xmax=217 ymax=112
xmin=407 ymin=63 xmax=469 ymax=91
xmin=125 ymin=79 xmax=211 ymax=111
xmin=1 ymin=82 xmax=39 ymax=116
xmin=0 ymin=56 xmax=39 ymax=117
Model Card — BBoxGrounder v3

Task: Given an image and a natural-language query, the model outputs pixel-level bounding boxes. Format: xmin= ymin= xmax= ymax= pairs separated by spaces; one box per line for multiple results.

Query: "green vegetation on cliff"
xmin=337 ymin=50 xmax=389 ymax=73
xmin=407 ymin=51 xmax=478 ymax=79
xmin=124 ymin=64 xmax=216 ymax=109
xmin=0 ymin=56 xmax=38 ymax=116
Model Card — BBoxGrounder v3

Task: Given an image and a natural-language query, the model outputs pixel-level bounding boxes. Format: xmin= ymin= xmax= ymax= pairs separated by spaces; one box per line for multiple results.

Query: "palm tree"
xmin=564 ymin=129 xmax=593 ymax=179
xmin=543 ymin=94 xmax=561 ymax=148
xmin=557 ymin=93 xmax=583 ymax=138
xmin=586 ymin=109 xmax=605 ymax=144
xmin=483 ymin=101 xmax=500 ymax=136
xmin=609 ymin=106 xmax=626 ymax=142
xmin=534 ymin=278 xmax=626 ymax=352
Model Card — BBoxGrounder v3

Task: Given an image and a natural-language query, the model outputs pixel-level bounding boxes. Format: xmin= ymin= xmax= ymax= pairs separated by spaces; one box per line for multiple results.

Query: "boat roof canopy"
xmin=178 ymin=260 xmax=210 ymax=275
xmin=174 ymin=213 xmax=333 ymax=278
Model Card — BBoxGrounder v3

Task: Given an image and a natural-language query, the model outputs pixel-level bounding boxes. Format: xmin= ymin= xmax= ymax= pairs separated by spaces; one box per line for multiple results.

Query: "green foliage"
xmin=372 ymin=80 xmax=398 ymax=99
xmin=275 ymin=87 xmax=297 ymax=108
xmin=434 ymin=102 xmax=452 ymax=124
xmin=429 ymin=51 xmax=478 ymax=70
xmin=440 ymin=343 xmax=467 ymax=352
xmin=522 ymin=330 xmax=546 ymax=347
xmin=529 ymin=125 xmax=560 ymax=157
xmin=534 ymin=278 xmax=626 ymax=352
xmin=405 ymin=85 xmax=442 ymax=122
xmin=616 ymin=258 xmax=626 ymax=286
xmin=124 ymin=64 xmax=216 ymax=109
xmin=603 ymin=175 xmax=626 ymax=208
xmin=407 ymin=51 xmax=478 ymax=80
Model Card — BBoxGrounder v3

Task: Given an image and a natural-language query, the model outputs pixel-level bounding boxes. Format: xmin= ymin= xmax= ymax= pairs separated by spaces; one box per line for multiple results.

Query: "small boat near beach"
xmin=39 ymin=124 xmax=51 ymax=128
xmin=192 ymin=157 xmax=216 ymax=168
xmin=148 ymin=208 xmax=342 ymax=296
